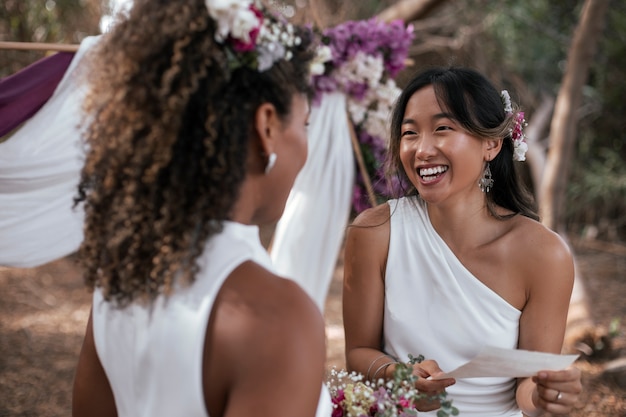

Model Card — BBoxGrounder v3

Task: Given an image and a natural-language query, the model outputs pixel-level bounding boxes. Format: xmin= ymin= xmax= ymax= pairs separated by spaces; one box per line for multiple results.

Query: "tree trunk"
xmin=537 ymin=0 xmax=610 ymax=347
xmin=376 ymin=0 xmax=448 ymax=23
xmin=539 ymin=0 xmax=610 ymax=230
xmin=524 ymin=95 xmax=554 ymax=189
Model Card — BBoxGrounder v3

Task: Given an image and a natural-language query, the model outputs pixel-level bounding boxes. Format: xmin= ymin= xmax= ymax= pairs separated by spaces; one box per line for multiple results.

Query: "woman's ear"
xmin=254 ymin=102 xmax=280 ymax=156
xmin=484 ymin=138 xmax=503 ymax=160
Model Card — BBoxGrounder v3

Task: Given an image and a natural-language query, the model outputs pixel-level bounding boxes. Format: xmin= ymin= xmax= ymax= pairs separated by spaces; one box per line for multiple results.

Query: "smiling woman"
xmin=388 ymin=67 xmax=536 ymax=221
xmin=342 ymin=66 xmax=583 ymax=417
xmin=398 ymin=85 xmax=501 ymax=203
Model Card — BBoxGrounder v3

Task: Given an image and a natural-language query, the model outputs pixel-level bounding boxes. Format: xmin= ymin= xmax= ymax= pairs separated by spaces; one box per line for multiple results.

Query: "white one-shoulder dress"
xmin=383 ymin=196 xmax=523 ymax=417
xmin=92 ymin=221 xmax=331 ymax=417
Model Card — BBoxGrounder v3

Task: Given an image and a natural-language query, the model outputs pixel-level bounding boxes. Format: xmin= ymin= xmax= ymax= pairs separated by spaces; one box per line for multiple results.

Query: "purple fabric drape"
xmin=0 ymin=52 xmax=75 ymax=137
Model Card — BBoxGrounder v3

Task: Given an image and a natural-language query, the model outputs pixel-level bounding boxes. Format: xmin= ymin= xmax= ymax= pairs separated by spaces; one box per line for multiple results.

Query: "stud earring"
xmin=264 ymin=152 xmax=277 ymax=175
xmin=478 ymin=162 xmax=494 ymax=193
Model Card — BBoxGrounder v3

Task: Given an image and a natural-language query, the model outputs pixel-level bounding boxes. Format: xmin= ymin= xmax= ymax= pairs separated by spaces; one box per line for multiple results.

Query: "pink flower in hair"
xmin=230 ymin=5 xmax=263 ymax=52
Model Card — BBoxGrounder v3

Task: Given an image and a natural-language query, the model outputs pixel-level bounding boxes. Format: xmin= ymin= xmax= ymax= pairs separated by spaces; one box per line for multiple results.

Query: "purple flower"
xmin=347 ymin=81 xmax=369 ymax=101
xmin=314 ymin=18 xmax=414 ymax=213
xmin=352 ymin=182 xmax=371 ymax=214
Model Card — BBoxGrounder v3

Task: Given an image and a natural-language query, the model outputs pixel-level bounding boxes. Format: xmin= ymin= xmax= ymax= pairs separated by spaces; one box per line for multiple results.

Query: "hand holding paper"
xmin=431 ymin=346 xmax=579 ymax=380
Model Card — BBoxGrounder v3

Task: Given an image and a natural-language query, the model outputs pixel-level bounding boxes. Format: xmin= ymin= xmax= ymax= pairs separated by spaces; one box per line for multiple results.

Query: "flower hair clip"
xmin=501 ymin=90 xmax=528 ymax=162
xmin=205 ymin=0 xmax=302 ymax=72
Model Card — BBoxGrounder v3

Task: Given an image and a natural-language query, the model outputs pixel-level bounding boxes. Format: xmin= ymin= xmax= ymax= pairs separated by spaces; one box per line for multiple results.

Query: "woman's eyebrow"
xmin=402 ymin=112 xmax=453 ymax=125
xmin=433 ymin=112 xmax=454 ymax=120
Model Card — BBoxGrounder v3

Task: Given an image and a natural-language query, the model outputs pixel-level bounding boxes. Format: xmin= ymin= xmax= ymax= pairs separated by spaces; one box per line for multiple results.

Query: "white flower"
xmin=309 ymin=45 xmax=332 ymax=76
xmin=345 ymin=77 xmax=397 ymax=141
xmin=513 ymin=139 xmax=528 ymax=162
xmin=376 ymin=78 xmax=402 ymax=107
xmin=347 ymin=101 xmax=367 ymax=125
xmin=501 ymin=89 xmax=513 ymax=113
xmin=205 ymin=0 xmax=257 ymax=43
xmin=364 ymin=106 xmax=391 ymax=141
xmin=333 ymin=52 xmax=384 ymax=91
xmin=256 ymin=42 xmax=285 ymax=71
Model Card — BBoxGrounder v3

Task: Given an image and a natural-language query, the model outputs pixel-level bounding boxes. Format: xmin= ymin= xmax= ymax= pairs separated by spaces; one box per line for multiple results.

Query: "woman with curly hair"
xmin=71 ymin=1 xmax=331 ymax=416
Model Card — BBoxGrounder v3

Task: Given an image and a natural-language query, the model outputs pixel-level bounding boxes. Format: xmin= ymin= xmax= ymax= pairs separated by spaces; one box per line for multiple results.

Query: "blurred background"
xmin=2 ymin=0 xmax=625 ymax=241
xmin=1 ymin=1 xmax=624 ymax=416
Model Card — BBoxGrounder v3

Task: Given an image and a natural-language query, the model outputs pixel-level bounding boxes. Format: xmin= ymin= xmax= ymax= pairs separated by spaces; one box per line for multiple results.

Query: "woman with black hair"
xmin=343 ymin=67 xmax=582 ymax=417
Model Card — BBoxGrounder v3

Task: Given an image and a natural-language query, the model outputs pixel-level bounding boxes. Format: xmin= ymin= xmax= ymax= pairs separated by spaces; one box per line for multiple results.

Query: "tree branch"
xmin=376 ymin=0 xmax=449 ymax=23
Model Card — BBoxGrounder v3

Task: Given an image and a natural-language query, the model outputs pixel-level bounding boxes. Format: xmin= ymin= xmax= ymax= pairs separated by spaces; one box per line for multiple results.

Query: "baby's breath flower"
xmin=204 ymin=0 xmax=302 ymax=72
xmin=325 ymin=357 xmax=459 ymax=417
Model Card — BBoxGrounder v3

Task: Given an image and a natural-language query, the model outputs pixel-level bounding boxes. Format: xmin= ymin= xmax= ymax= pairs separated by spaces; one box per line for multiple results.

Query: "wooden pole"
xmin=347 ymin=113 xmax=378 ymax=208
xmin=0 ymin=42 xmax=80 ymax=52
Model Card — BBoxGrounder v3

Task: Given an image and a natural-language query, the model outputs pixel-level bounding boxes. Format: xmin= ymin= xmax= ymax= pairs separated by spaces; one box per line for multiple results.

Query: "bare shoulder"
xmin=351 ymin=201 xmax=391 ymax=228
xmin=346 ymin=202 xmax=391 ymax=264
xmin=204 ymin=261 xmax=326 ymax=416
xmin=507 ymin=216 xmax=575 ymax=288
xmin=344 ymin=203 xmax=392 ymax=286
xmin=509 ymin=216 xmax=573 ymax=262
xmin=347 ymin=202 xmax=391 ymax=246
xmin=214 ymin=261 xmax=326 ymax=356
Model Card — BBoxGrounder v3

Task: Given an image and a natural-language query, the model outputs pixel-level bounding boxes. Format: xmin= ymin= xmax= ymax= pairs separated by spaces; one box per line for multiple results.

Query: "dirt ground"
xmin=0 ymin=238 xmax=625 ymax=416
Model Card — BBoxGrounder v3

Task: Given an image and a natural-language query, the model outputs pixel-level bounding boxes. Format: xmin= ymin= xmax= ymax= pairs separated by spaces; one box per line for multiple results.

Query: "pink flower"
xmin=230 ymin=5 xmax=262 ymax=52
xmin=397 ymin=396 xmax=413 ymax=409
xmin=332 ymin=405 xmax=344 ymax=417
xmin=331 ymin=389 xmax=345 ymax=417
xmin=511 ymin=112 xmax=525 ymax=141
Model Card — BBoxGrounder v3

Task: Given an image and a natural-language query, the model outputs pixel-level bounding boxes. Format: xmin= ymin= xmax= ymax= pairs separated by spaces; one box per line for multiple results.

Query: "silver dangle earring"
xmin=264 ymin=152 xmax=277 ymax=175
xmin=478 ymin=162 xmax=494 ymax=193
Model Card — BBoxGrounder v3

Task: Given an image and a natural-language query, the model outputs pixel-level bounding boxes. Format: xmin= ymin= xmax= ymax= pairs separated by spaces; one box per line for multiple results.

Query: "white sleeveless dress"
xmin=92 ymin=221 xmax=332 ymax=417
xmin=384 ymin=197 xmax=522 ymax=417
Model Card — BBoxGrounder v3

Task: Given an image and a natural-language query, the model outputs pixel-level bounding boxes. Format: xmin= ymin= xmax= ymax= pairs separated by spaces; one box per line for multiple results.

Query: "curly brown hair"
xmin=75 ymin=0 xmax=316 ymax=307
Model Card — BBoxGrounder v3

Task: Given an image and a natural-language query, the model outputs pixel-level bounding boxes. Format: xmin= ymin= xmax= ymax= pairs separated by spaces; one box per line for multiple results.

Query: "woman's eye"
xmin=401 ymin=130 xmax=417 ymax=137
xmin=435 ymin=125 xmax=452 ymax=131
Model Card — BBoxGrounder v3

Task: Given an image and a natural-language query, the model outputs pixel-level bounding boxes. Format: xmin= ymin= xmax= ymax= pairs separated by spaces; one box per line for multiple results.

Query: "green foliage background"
xmin=485 ymin=0 xmax=626 ymax=240
xmin=0 ymin=0 xmax=102 ymax=77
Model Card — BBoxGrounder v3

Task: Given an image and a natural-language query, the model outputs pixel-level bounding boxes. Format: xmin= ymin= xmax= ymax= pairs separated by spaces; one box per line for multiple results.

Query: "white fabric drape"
xmin=0 ymin=37 xmax=99 ymax=267
xmin=0 ymin=41 xmax=355 ymax=305
xmin=270 ymin=92 xmax=354 ymax=311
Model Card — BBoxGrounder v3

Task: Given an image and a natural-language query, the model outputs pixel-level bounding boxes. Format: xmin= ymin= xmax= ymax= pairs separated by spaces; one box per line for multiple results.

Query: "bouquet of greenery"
xmin=327 ymin=355 xmax=459 ymax=417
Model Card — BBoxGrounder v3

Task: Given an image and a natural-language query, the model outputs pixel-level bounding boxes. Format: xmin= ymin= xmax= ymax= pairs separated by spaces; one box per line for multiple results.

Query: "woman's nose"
xmin=415 ymin=134 xmax=437 ymax=160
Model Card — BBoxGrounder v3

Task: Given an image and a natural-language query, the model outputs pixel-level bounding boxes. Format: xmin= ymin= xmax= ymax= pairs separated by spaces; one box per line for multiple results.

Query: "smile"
xmin=419 ymin=165 xmax=448 ymax=182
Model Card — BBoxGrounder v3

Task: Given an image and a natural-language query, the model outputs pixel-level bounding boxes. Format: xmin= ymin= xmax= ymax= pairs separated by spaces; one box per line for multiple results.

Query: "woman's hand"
xmin=412 ymin=359 xmax=456 ymax=412
xmin=531 ymin=366 xmax=582 ymax=415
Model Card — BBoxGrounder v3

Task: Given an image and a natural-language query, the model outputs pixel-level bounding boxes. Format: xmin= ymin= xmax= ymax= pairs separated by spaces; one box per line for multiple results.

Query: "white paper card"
xmin=431 ymin=346 xmax=579 ymax=380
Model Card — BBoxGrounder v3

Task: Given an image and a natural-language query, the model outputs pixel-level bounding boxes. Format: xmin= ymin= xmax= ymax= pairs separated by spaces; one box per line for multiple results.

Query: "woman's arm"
xmin=515 ymin=225 xmax=582 ymax=416
xmin=343 ymin=204 xmax=392 ymax=378
xmin=342 ymin=204 xmax=454 ymax=412
xmin=72 ymin=309 xmax=118 ymax=417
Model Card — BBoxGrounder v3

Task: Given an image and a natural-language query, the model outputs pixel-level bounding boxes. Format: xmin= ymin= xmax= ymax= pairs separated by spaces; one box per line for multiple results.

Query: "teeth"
xmin=419 ymin=166 xmax=447 ymax=177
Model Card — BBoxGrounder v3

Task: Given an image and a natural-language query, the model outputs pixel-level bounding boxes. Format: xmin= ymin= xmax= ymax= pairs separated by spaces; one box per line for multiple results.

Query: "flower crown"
xmin=500 ymin=90 xmax=528 ymax=162
xmin=205 ymin=0 xmax=302 ymax=72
